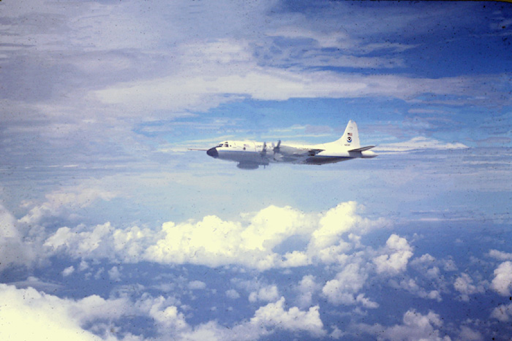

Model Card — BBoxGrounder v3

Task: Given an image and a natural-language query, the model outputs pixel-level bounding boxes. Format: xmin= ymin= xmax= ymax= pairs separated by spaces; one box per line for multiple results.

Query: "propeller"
xmin=262 ymin=141 xmax=282 ymax=160
xmin=272 ymin=140 xmax=282 ymax=161
xmin=260 ymin=142 xmax=267 ymax=157
xmin=272 ymin=140 xmax=281 ymax=154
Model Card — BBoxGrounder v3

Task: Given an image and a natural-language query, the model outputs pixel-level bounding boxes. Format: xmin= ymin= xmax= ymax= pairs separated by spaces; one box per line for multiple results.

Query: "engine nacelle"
xmin=237 ymin=162 xmax=260 ymax=170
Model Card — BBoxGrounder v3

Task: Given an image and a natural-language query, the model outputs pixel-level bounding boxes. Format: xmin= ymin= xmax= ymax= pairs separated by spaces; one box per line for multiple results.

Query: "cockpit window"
xmin=225 ymin=142 xmax=229 ymax=147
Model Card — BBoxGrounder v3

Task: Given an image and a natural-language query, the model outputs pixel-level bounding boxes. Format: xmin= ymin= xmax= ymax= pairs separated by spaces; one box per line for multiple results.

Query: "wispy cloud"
xmin=376 ymin=137 xmax=468 ymax=153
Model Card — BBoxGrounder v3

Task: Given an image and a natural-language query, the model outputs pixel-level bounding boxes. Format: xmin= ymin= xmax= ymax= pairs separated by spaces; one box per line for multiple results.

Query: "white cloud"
xmin=375 ymin=310 xmax=450 ymax=341
xmin=373 ymin=234 xmax=413 ymax=275
xmin=376 ymin=136 xmax=468 ymax=153
xmin=0 ymin=204 xmax=35 ymax=272
xmin=391 ymin=278 xmax=442 ymax=302
xmin=491 ymin=303 xmax=512 ymax=322
xmin=188 ymin=280 xmax=207 ymax=290
xmin=322 ymin=263 xmax=366 ymax=302
xmin=9 ymin=276 xmax=62 ymax=293
xmin=488 ymin=249 xmax=512 ymax=261
xmin=266 ymin=26 xmax=352 ymax=49
xmin=45 ymin=223 xmax=114 ymax=257
xmin=79 ymin=260 xmax=89 ymax=272
xmin=250 ymin=297 xmax=326 ymax=337
xmin=309 ymin=202 xmax=365 ymax=252
xmin=93 ymin=57 xmax=485 ymax=115
xmin=108 ymin=266 xmax=122 ymax=282
xmin=163 ymin=296 xmax=327 ymax=341
xmin=141 ymin=202 xmax=383 ymax=270
xmin=248 ymin=285 xmax=280 ymax=303
xmin=88 ymin=29 xmax=493 ymax=117
xmin=0 ymin=284 xmax=131 ymax=341
xmin=410 ymin=253 xmax=436 ymax=266
xmin=456 ymin=326 xmax=483 ymax=341
xmin=0 ymin=205 xmax=18 ymax=239
xmin=453 ymin=273 xmax=485 ymax=301
xmin=491 ymin=261 xmax=512 ymax=296
xmin=62 ymin=266 xmax=75 ymax=277
xmin=321 ymin=262 xmax=378 ymax=308
xmin=330 ymin=326 xmax=345 ymax=339
xmin=135 ymin=295 xmax=188 ymax=332
xmin=44 ymin=223 xmax=155 ymax=263
xmin=226 ymin=289 xmax=240 ymax=300
xmin=0 ymin=280 xmax=324 ymax=341
xmin=295 ymin=275 xmax=321 ymax=308
xmin=442 ymin=259 xmax=458 ymax=272
xmin=19 ymin=186 xmax=117 ymax=226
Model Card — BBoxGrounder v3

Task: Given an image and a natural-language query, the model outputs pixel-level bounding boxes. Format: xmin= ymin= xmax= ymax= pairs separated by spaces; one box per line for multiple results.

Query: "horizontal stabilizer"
xmin=348 ymin=145 xmax=375 ymax=152
xmin=307 ymin=148 xmax=324 ymax=156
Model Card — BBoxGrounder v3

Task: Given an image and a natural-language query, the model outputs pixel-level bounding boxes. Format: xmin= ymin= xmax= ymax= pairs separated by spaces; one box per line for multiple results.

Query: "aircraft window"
xmin=225 ymin=143 xmax=228 ymax=147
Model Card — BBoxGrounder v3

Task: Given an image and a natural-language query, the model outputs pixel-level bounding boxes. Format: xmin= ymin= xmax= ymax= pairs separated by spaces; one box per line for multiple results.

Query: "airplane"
xmin=201 ymin=120 xmax=377 ymax=169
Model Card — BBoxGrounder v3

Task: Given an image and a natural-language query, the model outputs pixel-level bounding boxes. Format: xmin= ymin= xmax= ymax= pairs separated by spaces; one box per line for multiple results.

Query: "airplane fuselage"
xmin=204 ymin=120 xmax=376 ymax=169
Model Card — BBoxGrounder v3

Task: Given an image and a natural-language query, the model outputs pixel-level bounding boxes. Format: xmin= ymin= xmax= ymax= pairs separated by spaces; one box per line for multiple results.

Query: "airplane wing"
xmin=348 ymin=145 xmax=375 ymax=152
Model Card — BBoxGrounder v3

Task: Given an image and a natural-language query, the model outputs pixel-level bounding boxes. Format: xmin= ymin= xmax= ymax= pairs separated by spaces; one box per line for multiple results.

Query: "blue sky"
xmin=1 ymin=1 xmax=512 ymax=340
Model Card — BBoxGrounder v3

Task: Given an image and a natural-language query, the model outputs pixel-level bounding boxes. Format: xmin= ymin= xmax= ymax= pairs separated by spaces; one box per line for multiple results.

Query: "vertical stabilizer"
xmin=334 ymin=120 xmax=360 ymax=149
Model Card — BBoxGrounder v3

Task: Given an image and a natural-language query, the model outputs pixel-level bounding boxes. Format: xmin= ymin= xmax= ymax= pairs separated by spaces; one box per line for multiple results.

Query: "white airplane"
xmin=203 ymin=120 xmax=377 ymax=169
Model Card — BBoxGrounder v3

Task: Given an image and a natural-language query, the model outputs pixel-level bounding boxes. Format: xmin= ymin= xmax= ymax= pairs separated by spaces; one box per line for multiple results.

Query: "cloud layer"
xmin=44 ymin=201 xmax=387 ymax=270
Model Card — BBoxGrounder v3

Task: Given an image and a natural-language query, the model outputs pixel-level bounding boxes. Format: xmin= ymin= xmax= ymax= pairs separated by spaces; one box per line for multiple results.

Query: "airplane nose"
xmin=206 ymin=147 xmax=219 ymax=158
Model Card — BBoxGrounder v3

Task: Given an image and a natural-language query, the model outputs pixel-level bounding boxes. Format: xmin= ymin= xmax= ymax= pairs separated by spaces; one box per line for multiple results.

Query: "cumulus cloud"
xmin=408 ymin=253 xmax=453 ymax=294
xmin=309 ymin=202 xmax=367 ymax=252
xmin=360 ymin=309 xmax=451 ymax=341
xmin=188 ymin=280 xmax=207 ymax=290
xmin=108 ymin=266 xmax=122 ymax=282
xmin=19 ymin=186 xmax=117 ymax=226
xmin=295 ymin=275 xmax=321 ymax=308
xmin=0 ymin=204 xmax=35 ymax=272
xmin=0 ymin=284 xmax=131 ymax=341
xmin=488 ymin=249 xmax=512 ymax=261
xmin=456 ymin=326 xmax=483 ymax=341
xmin=4 ymin=268 xmax=327 ymax=341
xmin=62 ymin=266 xmax=75 ymax=277
xmin=1 ymin=280 xmax=327 ymax=341
xmin=453 ymin=273 xmax=485 ymax=301
xmin=250 ymin=297 xmax=326 ymax=337
xmin=135 ymin=295 xmax=188 ymax=333
xmin=390 ymin=278 xmax=442 ymax=302
xmin=143 ymin=205 xmax=309 ymax=270
xmin=226 ymin=289 xmax=240 ymax=300
xmin=373 ymin=234 xmax=413 ymax=275
xmin=79 ymin=260 xmax=90 ymax=272
xmin=249 ymin=285 xmax=280 ymax=303
xmin=491 ymin=303 xmax=512 ymax=322
xmin=44 ymin=223 xmax=155 ymax=263
xmin=43 ymin=201 xmax=385 ymax=270
xmin=176 ymin=296 xmax=327 ymax=341
xmin=491 ymin=261 xmax=512 ymax=296
xmin=322 ymin=262 xmax=378 ymax=308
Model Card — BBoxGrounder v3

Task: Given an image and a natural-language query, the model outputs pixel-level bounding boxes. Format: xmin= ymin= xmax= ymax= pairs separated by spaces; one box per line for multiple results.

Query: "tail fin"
xmin=334 ymin=120 xmax=360 ymax=149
